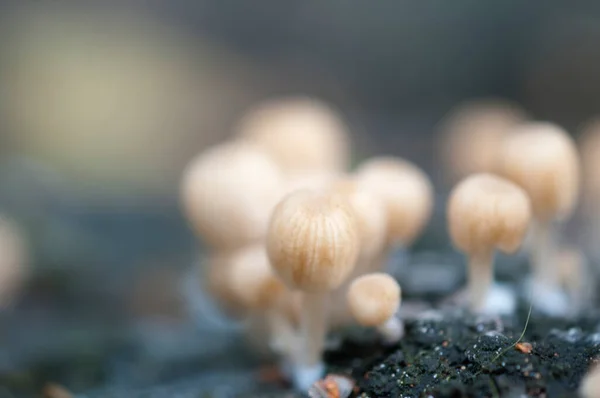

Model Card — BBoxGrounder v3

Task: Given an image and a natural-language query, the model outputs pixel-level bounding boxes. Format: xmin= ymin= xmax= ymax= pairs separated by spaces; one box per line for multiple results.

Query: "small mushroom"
xmin=267 ymin=189 xmax=359 ymax=390
xmin=347 ymin=273 xmax=403 ymax=344
xmin=438 ymin=99 xmax=526 ymax=184
xmin=180 ymin=141 xmax=284 ymax=250
xmin=448 ymin=173 xmax=531 ymax=313
xmin=499 ymin=122 xmax=579 ymax=312
xmin=355 ymin=157 xmax=433 ymax=271
xmin=236 ymin=97 xmax=350 ymax=174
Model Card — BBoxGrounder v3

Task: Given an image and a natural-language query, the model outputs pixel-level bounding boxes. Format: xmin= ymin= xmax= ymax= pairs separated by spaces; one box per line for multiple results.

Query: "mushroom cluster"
xmin=182 ymin=95 xmax=593 ymax=391
xmin=181 ymin=96 xmax=432 ymax=390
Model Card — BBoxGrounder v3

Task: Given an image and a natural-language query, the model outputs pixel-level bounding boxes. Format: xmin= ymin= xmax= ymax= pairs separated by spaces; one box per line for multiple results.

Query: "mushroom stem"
xmin=531 ymin=220 xmax=559 ymax=287
xmin=468 ymin=250 xmax=493 ymax=312
xmin=377 ymin=316 xmax=404 ymax=344
xmin=267 ymin=308 xmax=298 ymax=358
xmin=299 ymin=292 xmax=328 ymax=367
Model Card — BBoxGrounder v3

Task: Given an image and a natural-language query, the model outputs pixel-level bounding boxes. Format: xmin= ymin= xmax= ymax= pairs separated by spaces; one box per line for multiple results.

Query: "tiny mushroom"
xmin=347 ymin=273 xmax=403 ymax=344
xmin=499 ymin=123 xmax=579 ymax=303
xmin=448 ymin=173 xmax=531 ymax=313
xmin=438 ymin=98 xmax=526 ymax=184
xmin=236 ymin=97 xmax=351 ymax=175
xmin=180 ymin=141 xmax=284 ymax=250
xmin=355 ymin=157 xmax=433 ymax=270
xmin=267 ymin=189 xmax=359 ymax=390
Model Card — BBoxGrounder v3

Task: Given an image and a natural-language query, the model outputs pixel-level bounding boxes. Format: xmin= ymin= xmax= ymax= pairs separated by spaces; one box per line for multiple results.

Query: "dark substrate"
xmin=326 ymin=307 xmax=600 ymax=398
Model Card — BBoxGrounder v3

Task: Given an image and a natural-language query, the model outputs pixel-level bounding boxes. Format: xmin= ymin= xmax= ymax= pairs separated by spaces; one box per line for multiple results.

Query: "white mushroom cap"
xmin=439 ymin=99 xmax=526 ymax=182
xmin=500 ymin=122 xmax=580 ymax=222
xmin=181 ymin=141 xmax=284 ymax=250
xmin=346 ymin=273 xmax=400 ymax=327
xmin=236 ymin=97 xmax=350 ymax=174
xmin=355 ymin=157 xmax=433 ymax=247
xmin=448 ymin=173 xmax=531 ymax=255
xmin=266 ymin=189 xmax=359 ymax=292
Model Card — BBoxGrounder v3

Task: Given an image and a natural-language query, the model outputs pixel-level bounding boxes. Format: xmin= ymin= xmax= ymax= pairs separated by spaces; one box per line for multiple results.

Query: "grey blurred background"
xmin=0 ymin=1 xmax=599 ymax=395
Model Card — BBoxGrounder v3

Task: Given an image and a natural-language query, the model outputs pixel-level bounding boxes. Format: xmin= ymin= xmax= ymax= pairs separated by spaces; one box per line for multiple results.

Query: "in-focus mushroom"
xmin=448 ymin=173 xmax=531 ymax=313
xmin=236 ymin=97 xmax=350 ymax=175
xmin=347 ymin=273 xmax=403 ymax=344
xmin=180 ymin=141 xmax=284 ymax=250
xmin=267 ymin=189 xmax=359 ymax=390
xmin=355 ymin=157 xmax=433 ymax=270
xmin=499 ymin=122 xmax=579 ymax=315
xmin=438 ymin=99 xmax=526 ymax=185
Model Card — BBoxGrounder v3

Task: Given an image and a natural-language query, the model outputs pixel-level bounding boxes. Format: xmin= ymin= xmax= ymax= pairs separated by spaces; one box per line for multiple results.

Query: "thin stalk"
xmin=468 ymin=250 xmax=493 ymax=312
xmin=299 ymin=292 xmax=328 ymax=366
xmin=531 ymin=220 xmax=559 ymax=287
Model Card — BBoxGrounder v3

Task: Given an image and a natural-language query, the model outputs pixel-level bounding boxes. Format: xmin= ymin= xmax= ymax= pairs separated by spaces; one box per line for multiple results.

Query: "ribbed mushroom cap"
xmin=448 ymin=173 xmax=531 ymax=254
xmin=236 ymin=97 xmax=350 ymax=174
xmin=266 ymin=189 xmax=359 ymax=292
xmin=439 ymin=99 xmax=526 ymax=182
xmin=347 ymin=273 xmax=400 ymax=327
xmin=181 ymin=141 xmax=284 ymax=250
xmin=581 ymin=365 xmax=600 ymax=398
xmin=500 ymin=122 xmax=580 ymax=222
xmin=228 ymin=244 xmax=286 ymax=310
xmin=329 ymin=177 xmax=387 ymax=260
xmin=355 ymin=157 xmax=433 ymax=247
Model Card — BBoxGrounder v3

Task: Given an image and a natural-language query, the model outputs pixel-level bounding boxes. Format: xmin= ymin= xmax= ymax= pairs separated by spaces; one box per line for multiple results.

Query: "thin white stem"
xmin=299 ymin=292 xmax=328 ymax=366
xmin=531 ymin=220 xmax=559 ymax=287
xmin=468 ymin=250 xmax=493 ymax=312
xmin=377 ymin=316 xmax=404 ymax=344
xmin=267 ymin=308 xmax=298 ymax=358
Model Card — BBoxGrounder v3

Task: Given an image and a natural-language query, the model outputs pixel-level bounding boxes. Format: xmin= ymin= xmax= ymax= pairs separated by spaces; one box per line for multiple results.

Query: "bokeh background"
xmin=1 ymin=1 xmax=600 ymax=396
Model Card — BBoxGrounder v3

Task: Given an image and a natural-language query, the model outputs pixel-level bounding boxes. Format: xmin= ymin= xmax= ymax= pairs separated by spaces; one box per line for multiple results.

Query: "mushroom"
xmin=347 ymin=273 xmax=403 ymax=344
xmin=355 ymin=157 xmax=433 ymax=270
xmin=499 ymin=122 xmax=579 ymax=314
xmin=180 ymin=141 xmax=284 ymax=250
xmin=581 ymin=364 xmax=600 ymax=398
xmin=227 ymin=243 xmax=298 ymax=357
xmin=438 ymin=99 xmax=526 ymax=185
xmin=448 ymin=173 xmax=531 ymax=313
xmin=266 ymin=189 xmax=359 ymax=390
xmin=327 ymin=177 xmax=388 ymax=327
xmin=236 ymin=97 xmax=350 ymax=174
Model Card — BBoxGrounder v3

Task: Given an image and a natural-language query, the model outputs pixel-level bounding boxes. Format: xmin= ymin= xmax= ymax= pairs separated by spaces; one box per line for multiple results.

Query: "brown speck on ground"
xmin=515 ymin=342 xmax=533 ymax=354
xmin=42 ymin=383 xmax=72 ymax=398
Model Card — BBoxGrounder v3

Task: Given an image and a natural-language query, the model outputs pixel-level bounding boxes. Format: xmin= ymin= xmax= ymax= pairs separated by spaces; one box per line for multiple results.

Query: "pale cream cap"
xmin=266 ymin=190 xmax=359 ymax=292
xmin=181 ymin=141 xmax=284 ymax=250
xmin=356 ymin=157 xmax=433 ymax=247
xmin=448 ymin=173 xmax=531 ymax=255
xmin=500 ymin=122 xmax=579 ymax=222
xmin=236 ymin=97 xmax=350 ymax=174
xmin=347 ymin=273 xmax=400 ymax=327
